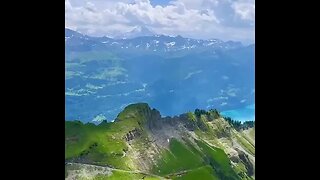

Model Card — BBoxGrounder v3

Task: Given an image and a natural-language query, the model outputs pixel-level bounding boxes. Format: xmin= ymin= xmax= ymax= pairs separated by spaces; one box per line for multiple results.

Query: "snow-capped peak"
xmin=116 ymin=26 xmax=155 ymax=39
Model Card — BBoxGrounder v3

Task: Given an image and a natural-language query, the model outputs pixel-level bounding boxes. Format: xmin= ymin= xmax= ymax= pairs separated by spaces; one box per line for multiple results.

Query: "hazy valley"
xmin=65 ymin=28 xmax=255 ymax=123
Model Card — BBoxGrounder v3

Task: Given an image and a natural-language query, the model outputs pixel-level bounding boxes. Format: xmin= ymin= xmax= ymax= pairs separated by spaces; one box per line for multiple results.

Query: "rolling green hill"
xmin=65 ymin=103 xmax=255 ymax=179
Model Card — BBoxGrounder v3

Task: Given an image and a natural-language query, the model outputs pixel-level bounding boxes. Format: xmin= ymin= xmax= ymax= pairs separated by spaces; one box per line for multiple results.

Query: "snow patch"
xmin=92 ymin=114 xmax=107 ymax=123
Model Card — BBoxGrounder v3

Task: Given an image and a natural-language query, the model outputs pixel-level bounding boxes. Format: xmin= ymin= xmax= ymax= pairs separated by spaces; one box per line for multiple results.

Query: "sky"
xmin=221 ymin=104 xmax=255 ymax=122
xmin=65 ymin=0 xmax=255 ymax=44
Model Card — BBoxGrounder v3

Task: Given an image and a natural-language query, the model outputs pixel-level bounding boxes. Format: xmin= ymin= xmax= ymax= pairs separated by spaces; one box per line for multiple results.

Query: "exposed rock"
xmin=236 ymin=148 xmax=254 ymax=176
xmin=230 ymin=155 xmax=240 ymax=163
xmin=124 ymin=128 xmax=141 ymax=141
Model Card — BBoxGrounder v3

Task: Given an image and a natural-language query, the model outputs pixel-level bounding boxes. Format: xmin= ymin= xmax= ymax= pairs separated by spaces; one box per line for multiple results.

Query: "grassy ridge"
xmin=153 ymin=138 xmax=205 ymax=175
xmin=65 ymin=120 xmax=137 ymax=169
xmin=195 ymin=140 xmax=240 ymax=180
xmin=65 ymin=103 xmax=254 ymax=179
xmin=152 ymin=138 xmax=240 ymax=180
xmin=65 ymin=103 xmax=152 ymax=170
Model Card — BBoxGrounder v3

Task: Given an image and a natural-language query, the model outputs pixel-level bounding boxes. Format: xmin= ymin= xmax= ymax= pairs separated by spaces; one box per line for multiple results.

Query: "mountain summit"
xmin=116 ymin=26 xmax=155 ymax=39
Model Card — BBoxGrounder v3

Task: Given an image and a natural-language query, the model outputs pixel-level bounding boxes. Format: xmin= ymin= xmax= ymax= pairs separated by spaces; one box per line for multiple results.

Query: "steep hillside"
xmin=65 ymin=103 xmax=255 ymax=179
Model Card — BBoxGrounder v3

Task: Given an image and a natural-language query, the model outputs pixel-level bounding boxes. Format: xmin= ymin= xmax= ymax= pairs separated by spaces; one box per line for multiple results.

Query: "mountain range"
xmin=65 ymin=28 xmax=255 ymax=123
xmin=65 ymin=27 xmax=244 ymax=53
xmin=65 ymin=103 xmax=255 ymax=179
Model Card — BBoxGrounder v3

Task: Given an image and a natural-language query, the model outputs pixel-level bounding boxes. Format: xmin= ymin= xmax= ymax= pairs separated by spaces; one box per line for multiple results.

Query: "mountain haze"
xmin=65 ymin=28 xmax=255 ymax=122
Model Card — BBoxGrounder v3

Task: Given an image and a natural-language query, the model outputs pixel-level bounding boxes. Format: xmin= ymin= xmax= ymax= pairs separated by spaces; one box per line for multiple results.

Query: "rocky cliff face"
xmin=124 ymin=128 xmax=141 ymax=141
xmin=236 ymin=148 xmax=254 ymax=177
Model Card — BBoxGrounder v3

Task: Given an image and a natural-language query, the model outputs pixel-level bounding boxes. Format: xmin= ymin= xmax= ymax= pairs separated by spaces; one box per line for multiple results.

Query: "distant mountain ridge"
xmin=65 ymin=28 xmax=246 ymax=53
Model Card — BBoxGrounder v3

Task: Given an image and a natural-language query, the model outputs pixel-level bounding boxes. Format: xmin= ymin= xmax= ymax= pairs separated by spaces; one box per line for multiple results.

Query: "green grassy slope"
xmin=172 ymin=166 xmax=219 ymax=180
xmin=93 ymin=171 xmax=160 ymax=180
xmin=65 ymin=163 xmax=161 ymax=180
xmin=153 ymin=138 xmax=205 ymax=175
xmin=65 ymin=103 xmax=152 ymax=170
xmin=195 ymin=140 xmax=239 ymax=180
xmin=152 ymin=138 xmax=241 ymax=180
xmin=65 ymin=103 xmax=254 ymax=180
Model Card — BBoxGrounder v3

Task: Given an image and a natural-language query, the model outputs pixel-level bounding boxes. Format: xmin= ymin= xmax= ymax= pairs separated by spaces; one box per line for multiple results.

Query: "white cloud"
xmin=220 ymin=102 xmax=227 ymax=106
xmin=85 ymin=83 xmax=105 ymax=90
xmin=86 ymin=67 xmax=127 ymax=80
xmin=219 ymin=86 xmax=240 ymax=97
xmin=207 ymin=96 xmax=229 ymax=103
xmin=216 ymin=96 xmax=228 ymax=100
xmin=222 ymin=75 xmax=229 ymax=80
xmin=226 ymin=88 xmax=239 ymax=97
xmin=232 ymin=0 xmax=255 ymax=21
xmin=66 ymin=0 xmax=254 ymax=43
xmin=65 ymin=71 xmax=83 ymax=79
xmin=65 ymin=0 xmax=72 ymax=11
xmin=240 ymin=99 xmax=246 ymax=103
xmin=65 ymin=88 xmax=96 ymax=96
xmin=174 ymin=0 xmax=219 ymax=10
xmin=184 ymin=70 xmax=203 ymax=80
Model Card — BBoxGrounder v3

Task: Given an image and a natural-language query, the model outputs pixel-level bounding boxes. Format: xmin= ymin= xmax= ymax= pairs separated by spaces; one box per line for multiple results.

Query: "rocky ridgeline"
xmin=120 ymin=103 xmax=223 ymax=132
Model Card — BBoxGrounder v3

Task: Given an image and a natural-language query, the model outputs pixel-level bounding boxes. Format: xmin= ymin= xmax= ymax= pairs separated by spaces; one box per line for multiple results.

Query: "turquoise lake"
xmin=221 ymin=104 xmax=255 ymax=122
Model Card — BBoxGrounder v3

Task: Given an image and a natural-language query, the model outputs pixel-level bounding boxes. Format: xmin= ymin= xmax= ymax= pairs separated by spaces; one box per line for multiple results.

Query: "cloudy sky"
xmin=65 ymin=0 xmax=255 ymax=44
